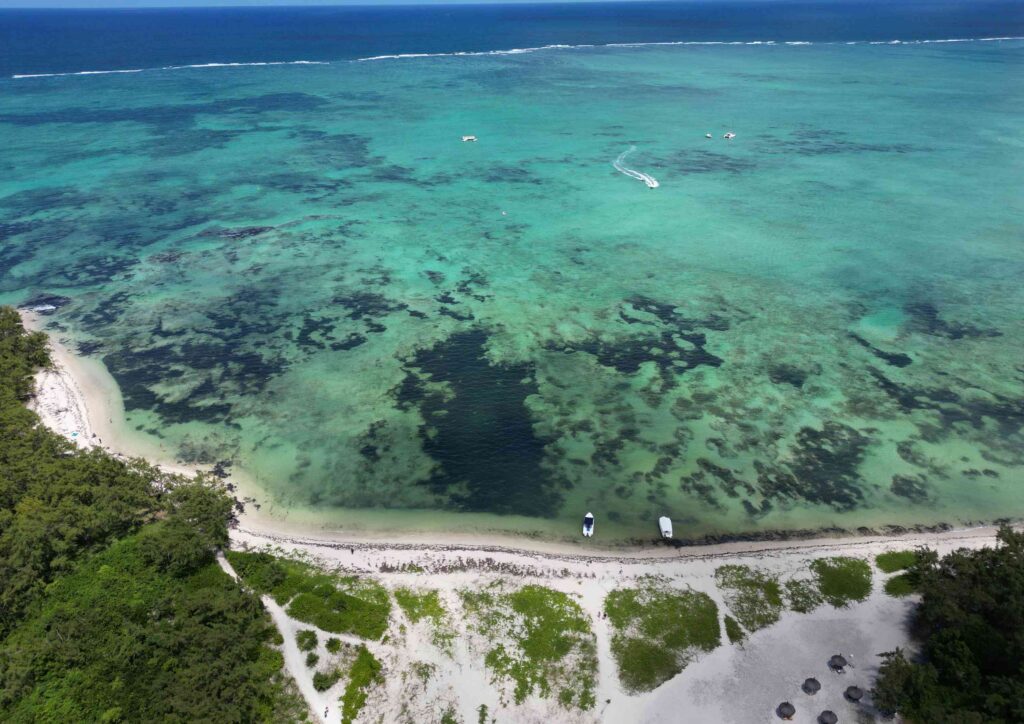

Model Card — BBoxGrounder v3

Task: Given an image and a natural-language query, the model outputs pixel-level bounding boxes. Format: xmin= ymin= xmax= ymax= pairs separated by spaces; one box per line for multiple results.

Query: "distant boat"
xmin=705 ymin=133 xmax=712 ymax=139
xmin=461 ymin=135 xmax=477 ymax=142
xmin=582 ymin=512 xmax=595 ymax=538
xmin=724 ymin=132 xmax=736 ymax=140
xmin=659 ymin=516 xmax=673 ymax=539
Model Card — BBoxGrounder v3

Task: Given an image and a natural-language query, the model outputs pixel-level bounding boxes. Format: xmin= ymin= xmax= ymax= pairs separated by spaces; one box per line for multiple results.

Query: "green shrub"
xmin=810 ymin=557 xmax=872 ymax=606
xmin=340 ymin=646 xmax=382 ymax=724
xmin=873 ymin=528 xmax=1024 ymax=722
xmin=884 ymin=573 xmax=916 ymax=597
xmin=312 ymin=669 xmax=342 ymax=692
xmin=876 ymin=550 xmax=917 ymax=573
xmin=296 ymin=629 xmax=318 ymax=652
xmin=605 ymin=585 xmax=720 ymax=693
xmin=305 ymin=652 xmax=319 ymax=668
xmin=226 ymin=551 xmax=390 ymax=639
xmin=326 ymin=637 xmax=342 ymax=654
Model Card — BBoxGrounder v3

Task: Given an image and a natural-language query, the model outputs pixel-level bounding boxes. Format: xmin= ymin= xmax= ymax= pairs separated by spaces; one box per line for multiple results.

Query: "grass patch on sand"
xmin=884 ymin=573 xmax=917 ymax=597
xmin=460 ymin=583 xmax=597 ymax=709
xmin=340 ymin=645 xmax=383 ymax=724
xmin=715 ymin=565 xmax=784 ymax=632
xmin=783 ymin=578 xmax=824 ymax=613
xmin=724 ymin=615 xmax=744 ymax=644
xmin=394 ymin=587 xmax=454 ymax=652
xmin=226 ymin=551 xmax=391 ymax=639
xmin=604 ymin=582 xmax=720 ymax=693
xmin=810 ymin=557 xmax=872 ymax=606
xmin=876 ymin=550 xmax=917 ymax=573
xmin=395 ymin=587 xmax=445 ymax=623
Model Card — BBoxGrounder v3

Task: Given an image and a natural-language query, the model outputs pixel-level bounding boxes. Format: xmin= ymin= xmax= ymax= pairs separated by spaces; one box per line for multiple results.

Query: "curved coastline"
xmin=20 ymin=309 xmax=1018 ymax=562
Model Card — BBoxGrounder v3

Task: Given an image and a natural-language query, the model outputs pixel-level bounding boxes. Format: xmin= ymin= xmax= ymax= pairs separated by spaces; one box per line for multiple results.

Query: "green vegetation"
xmin=305 ymin=652 xmax=320 ymax=668
xmin=810 ymin=556 xmax=872 ymax=606
xmin=477 ymin=703 xmax=490 ymax=723
xmin=873 ymin=527 xmax=1024 ymax=722
xmin=296 ymin=629 xmax=318 ymax=652
xmin=394 ymin=587 xmax=446 ymax=623
xmin=440 ymin=706 xmax=459 ymax=724
xmin=460 ymin=583 xmax=597 ymax=709
xmin=883 ymin=573 xmax=916 ymax=597
xmin=783 ymin=578 xmax=823 ymax=613
xmin=0 ymin=308 xmax=308 ymax=722
xmin=715 ymin=564 xmax=784 ymax=632
xmin=226 ymin=550 xmax=391 ymax=639
xmin=312 ymin=669 xmax=342 ymax=692
xmin=604 ymin=584 xmax=720 ymax=693
xmin=395 ymin=586 xmax=455 ymax=652
xmin=340 ymin=645 xmax=383 ymax=724
xmin=326 ymin=637 xmax=343 ymax=654
xmin=876 ymin=550 xmax=917 ymax=573
xmin=724 ymin=615 xmax=744 ymax=644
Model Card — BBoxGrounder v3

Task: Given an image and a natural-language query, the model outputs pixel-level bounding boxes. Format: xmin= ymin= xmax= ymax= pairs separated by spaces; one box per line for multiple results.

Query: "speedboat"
xmin=705 ymin=133 xmax=712 ymax=139
xmin=659 ymin=516 xmax=673 ymax=539
xmin=582 ymin=512 xmax=595 ymax=538
xmin=723 ymin=132 xmax=736 ymax=140
xmin=461 ymin=135 xmax=478 ymax=142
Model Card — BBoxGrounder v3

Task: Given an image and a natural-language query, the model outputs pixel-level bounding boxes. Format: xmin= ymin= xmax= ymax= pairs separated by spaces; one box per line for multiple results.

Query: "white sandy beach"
xmin=21 ymin=310 xmax=1014 ymax=723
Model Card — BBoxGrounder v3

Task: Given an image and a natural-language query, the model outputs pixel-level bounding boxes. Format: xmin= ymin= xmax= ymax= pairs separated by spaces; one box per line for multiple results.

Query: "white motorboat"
xmin=705 ymin=133 xmax=712 ymax=139
xmin=659 ymin=516 xmax=673 ymax=539
xmin=461 ymin=135 xmax=478 ymax=142
xmin=723 ymin=132 xmax=736 ymax=140
xmin=582 ymin=512 xmax=595 ymax=538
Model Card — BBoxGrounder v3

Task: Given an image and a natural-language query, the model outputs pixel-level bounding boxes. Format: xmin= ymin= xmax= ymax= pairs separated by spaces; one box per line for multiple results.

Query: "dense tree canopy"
xmin=873 ymin=526 xmax=1024 ymax=723
xmin=0 ymin=307 xmax=308 ymax=722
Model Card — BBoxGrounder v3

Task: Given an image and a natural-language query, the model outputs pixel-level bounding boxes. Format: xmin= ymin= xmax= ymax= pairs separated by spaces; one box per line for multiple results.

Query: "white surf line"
xmin=613 ymin=146 xmax=659 ymax=189
xmin=11 ymin=36 xmax=1024 ymax=79
xmin=355 ymin=35 xmax=1024 ymax=61
xmin=11 ymin=60 xmax=328 ymax=79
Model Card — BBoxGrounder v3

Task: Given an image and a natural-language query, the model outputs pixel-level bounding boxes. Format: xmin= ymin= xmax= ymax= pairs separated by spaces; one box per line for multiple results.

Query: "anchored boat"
xmin=582 ymin=512 xmax=595 ymax=538
xmin=659 ymin=516 xmax=673 ymax=539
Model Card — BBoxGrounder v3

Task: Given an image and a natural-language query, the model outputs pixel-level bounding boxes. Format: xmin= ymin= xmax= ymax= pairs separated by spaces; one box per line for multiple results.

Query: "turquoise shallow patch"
xmin=2 ymin=41 xmax=1022 ymax=540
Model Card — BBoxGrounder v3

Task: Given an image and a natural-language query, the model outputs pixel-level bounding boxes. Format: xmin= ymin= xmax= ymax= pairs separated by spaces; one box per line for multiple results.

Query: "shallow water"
xmin=2 ymin=36 xmax=1023 ymax=541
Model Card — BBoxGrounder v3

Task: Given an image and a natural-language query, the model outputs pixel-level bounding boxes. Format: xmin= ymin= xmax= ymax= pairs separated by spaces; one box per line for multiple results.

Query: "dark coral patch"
xmin=891 ymin=474 xmax=931 ymax=503
xmin=397 ymin=329 xmax=558 ymax=517
xmin=903 ymin=301 xmax=1001 ymax=341
xmin=756 ymin=422 xmax=870 ymax=510
xmin=849 ymin=333 xmax=912 ymax=368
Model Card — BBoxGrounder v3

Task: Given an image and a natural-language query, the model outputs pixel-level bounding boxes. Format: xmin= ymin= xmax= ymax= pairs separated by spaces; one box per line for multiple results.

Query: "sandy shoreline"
xmin=19 ymin=307 xmax=1015 ymax=562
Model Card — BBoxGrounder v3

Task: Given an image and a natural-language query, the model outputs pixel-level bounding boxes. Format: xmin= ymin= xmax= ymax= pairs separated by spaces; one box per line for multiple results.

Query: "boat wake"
xmin=613 ymin=146 xmax=659 ymax=189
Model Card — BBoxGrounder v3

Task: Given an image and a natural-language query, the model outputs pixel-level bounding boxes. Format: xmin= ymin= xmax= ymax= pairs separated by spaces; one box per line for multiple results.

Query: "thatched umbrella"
xmin=776 ymin=702 xmax=796 ymax=720
xmin=818 ymin=711 xmax=838 ymax=724
xmin=845 ymin=685 xmax=864 ymax=702
xmin=828 ymin=654 xmax=848 ymax=671
xmin=802 ymin=678 xmax=821 ymax=695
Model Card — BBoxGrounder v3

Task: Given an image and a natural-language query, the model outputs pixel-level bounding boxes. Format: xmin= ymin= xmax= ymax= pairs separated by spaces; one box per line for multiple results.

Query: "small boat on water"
xmin=723 ymin=132 xmax=736 ymax=140
xmin=659 ymin=516 xmax=673 ymax=539
xmin=582 ymin=512 xmax=595 ymax=538
xmin=705 ymin=133 xmax=712 ymax=139
xmin=461 ymin=135 xmax=477 ymax=142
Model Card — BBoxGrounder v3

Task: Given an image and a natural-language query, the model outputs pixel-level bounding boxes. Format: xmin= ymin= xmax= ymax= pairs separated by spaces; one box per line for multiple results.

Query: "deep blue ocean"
xmin=2 ymin=1 xmax=1023 ymax=77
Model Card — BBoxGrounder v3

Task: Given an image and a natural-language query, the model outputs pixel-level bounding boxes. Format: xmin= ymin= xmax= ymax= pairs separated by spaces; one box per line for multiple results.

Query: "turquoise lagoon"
xmin=2 ymin=41 xmax=1023 ymax=541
